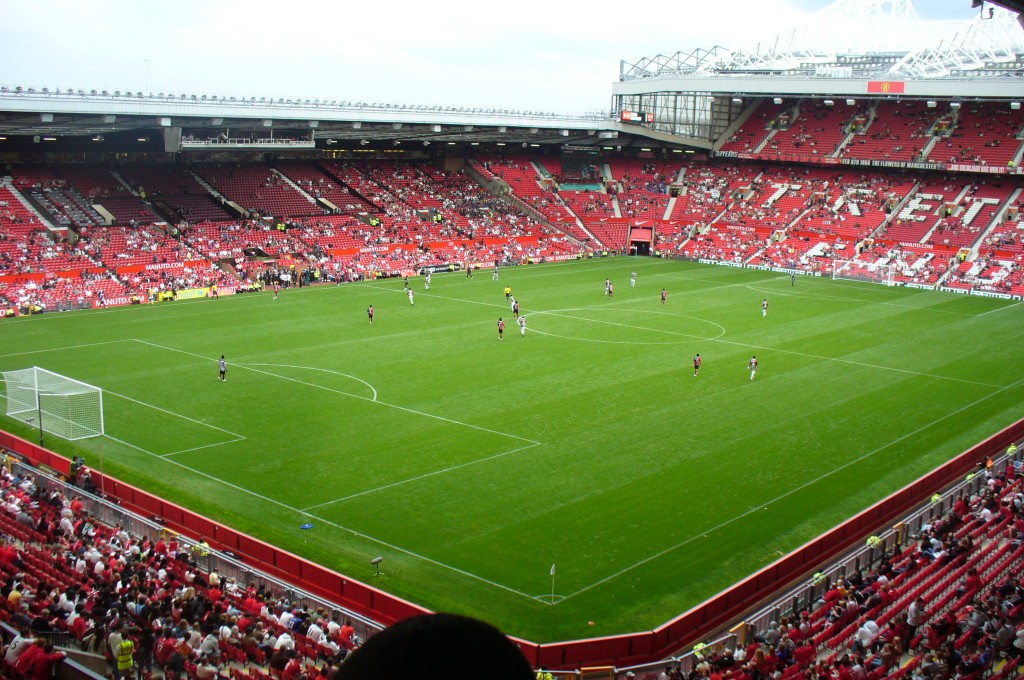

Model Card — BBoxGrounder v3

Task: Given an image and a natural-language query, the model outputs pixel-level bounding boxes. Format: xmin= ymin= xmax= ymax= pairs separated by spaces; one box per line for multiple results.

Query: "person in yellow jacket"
xmin=116 ymin=637 xmax=135 ymax=676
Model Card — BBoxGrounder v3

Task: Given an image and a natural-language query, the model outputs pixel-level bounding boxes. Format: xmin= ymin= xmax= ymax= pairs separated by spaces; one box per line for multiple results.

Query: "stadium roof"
xmin=0 ymin=87 xmax=637 ymax=150
xmin=619 ymin=0 xmax=1024 ymax=84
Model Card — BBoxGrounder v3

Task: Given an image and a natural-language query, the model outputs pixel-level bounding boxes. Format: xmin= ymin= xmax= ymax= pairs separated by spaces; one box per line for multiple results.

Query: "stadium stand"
xmin=117 ymin=164 xmax=237 ymax=224
xmin=982 ymin=219 xmax=1024 ymax=255
xmin=762 ymin=100 xmax=860 ymax=159
xmin=2 ymin=158 xmax=1022 ymax=311
xmin=876 ymin=178 xmax=958 ymax=245
xmin=608 ymin=159 xmax=678 ymax=220
xmin=0 ymin=457 xmax=377 ymax=680
xmin=842 ymin=101 xmax=941 ymax=163
xmin=193 ymin=165 xmax=324 ymax=219
xmin=927 ymin=182 xmax=1015 ymax=249
xmin=719 ymin=100 xmax=790 ymax=154
xmin=931 ymin=102 xmax=1024 ymax=168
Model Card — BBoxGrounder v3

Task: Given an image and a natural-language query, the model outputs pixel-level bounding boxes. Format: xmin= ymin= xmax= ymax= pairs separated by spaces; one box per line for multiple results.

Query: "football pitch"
xmin=1 ymin=257 xmax=1023 ymax=642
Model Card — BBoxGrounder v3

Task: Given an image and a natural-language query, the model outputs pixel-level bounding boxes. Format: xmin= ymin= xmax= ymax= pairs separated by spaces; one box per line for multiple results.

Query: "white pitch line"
xmin=162 ymin=438 xmax=247 ymax=457
xmin=655 ymin=270 xmax=982 ymax=318
xmin=743 ymin=284 xmax=978 ymax=317
xmin=102 ymin=432 xmax=543 ymax=602
xmin=104 ymin=389 xmax=246 ymax=439
xmin=528 ymin=329 xmax=681 ymax=346
xmin=529 ymin=307 xmax=1003 ymax=389
xmin=532 ymin=308 xmax=724 ymax=342
xmin=397 ymin=289 xmax=1003 ymax=387
xmin=709 ymin=337 xmax=1003 ymax=389
xmin=0 ymin=338 xmax=132 ymax=359
xmin=246 ymin=363 xmax=379 ymax=401
xmin=302 ymin=441 xmax=541 ymax=511
xmin=132 ymin=339 xmax=539 ymax=445
xmin=560 ymin=374 xmax=1024 ymax=603
xmin=976 ymin=301 xmax=1023 ymax=317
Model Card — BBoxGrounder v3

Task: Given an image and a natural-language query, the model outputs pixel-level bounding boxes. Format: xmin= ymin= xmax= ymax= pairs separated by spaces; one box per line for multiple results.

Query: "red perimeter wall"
xmin=3 ymin=418 xmax=1023 ymax=669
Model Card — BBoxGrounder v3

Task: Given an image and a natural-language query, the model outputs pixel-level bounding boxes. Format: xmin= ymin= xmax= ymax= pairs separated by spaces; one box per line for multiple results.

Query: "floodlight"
xmin=926 ymin=101 xmax=936 ymax=108
xmin=1011 ymin=102 xmax=1021 ymax=110
xmin=950 ymin=102 xmax=961 ymax=109
xmin=773 ymin=97 xmax=783 ymax=105
xmin=846 ymin=99 xmax=856 ymax=106
xmin=823 ymin=100 xmax=834 ymax=106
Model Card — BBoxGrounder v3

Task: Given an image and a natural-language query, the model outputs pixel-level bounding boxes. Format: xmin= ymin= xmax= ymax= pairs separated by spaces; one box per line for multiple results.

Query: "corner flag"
xmin=550 ymin=564 xmax=556 ymax=576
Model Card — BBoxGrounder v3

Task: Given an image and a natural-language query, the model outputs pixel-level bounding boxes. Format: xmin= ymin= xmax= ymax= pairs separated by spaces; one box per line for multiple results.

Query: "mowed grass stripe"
xmin=0 ymin=259 xmax=1021 ymax=642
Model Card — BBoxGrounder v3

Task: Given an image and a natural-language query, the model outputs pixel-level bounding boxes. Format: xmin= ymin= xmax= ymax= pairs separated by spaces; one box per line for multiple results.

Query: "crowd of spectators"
xmin=648 ymin=458 xmax=1024 ymax=680
xmin=0 ymin=461 xmax=366 ymax=680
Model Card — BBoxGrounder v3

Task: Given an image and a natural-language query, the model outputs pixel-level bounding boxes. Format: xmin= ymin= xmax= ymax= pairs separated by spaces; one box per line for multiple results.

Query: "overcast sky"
xmin=0 ymin=0 xmax=985 ymax=114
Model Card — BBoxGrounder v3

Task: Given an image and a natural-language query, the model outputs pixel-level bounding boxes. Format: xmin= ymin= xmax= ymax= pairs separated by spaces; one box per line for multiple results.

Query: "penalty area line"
xmin=103 ymin=389 xmax=246 ymax=440
xmin=132 ymin=339 xmax=539 ymax=446
xmin=559 ymin=374 xmax=1024 ymax=603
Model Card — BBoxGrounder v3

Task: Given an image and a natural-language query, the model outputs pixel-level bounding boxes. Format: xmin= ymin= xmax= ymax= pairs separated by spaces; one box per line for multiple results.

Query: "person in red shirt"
xmin=0 ymin=544 xmax=21 ymax=568
xmin=14 ymin=639 xmax=46 ymax=675
xmin=69 ymin=606 xmax=91 ymax=643
xmin=497 ymin=318 xmax=505 ymax=341
xmin=26 ymin=644 xmax=65 ymax=680
xmin=962 ymin=568 xmax=983 ymax=596
xmin=339 ymin=620 xmax=355 ymax=650
xmin=154 ymin=630 xmax=179 ymax=667
xmin=282 ymin=652 xmax=303 ymax=680
xmin=793 ymin=641 xmax=816 ymax=668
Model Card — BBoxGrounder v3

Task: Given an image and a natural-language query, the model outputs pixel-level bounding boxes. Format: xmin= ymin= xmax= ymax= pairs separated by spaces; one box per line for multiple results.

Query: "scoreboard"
xmin=620 ymin=110 xmax=654 ymax=124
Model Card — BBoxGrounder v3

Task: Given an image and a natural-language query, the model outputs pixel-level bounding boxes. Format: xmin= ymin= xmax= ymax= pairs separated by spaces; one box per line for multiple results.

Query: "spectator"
xmin=336 ymin=613 xmax=532 ymax=680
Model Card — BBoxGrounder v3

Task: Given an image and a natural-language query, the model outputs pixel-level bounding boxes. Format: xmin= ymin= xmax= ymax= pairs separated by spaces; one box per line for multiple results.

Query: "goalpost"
xmin=832 ymin=259 xmax=896 ymax=287
xmin=1 ymin=367 xmax=104 ymax=441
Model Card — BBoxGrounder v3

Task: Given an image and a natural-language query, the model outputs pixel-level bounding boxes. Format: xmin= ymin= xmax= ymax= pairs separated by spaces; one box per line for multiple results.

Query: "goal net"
xmin=1 ymin=367 xmax=104 ymax=440
xmin=832 ymin=259 xmax=896 ymax=287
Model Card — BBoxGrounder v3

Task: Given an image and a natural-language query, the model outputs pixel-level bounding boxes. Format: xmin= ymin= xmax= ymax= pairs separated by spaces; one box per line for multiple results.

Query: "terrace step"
xmin=918 ymin=135 xmax=940 ymax=162
xmin=0 ymin=177 xmax=55 ymax=229
xmin=752 ymin=129 xmax=778 ymax=154
xmin=831 ymin=132 xmax=856 ymax=158
xmin=663 ymin=196 xmax=677 ymax=221
xmin=971 ymin=186 xmax=1024 ymax=259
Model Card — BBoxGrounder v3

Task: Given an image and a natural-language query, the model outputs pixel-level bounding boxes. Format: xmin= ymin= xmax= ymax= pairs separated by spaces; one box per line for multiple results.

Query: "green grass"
xmin=1 ymin=258 xmax=1022 ymax=642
